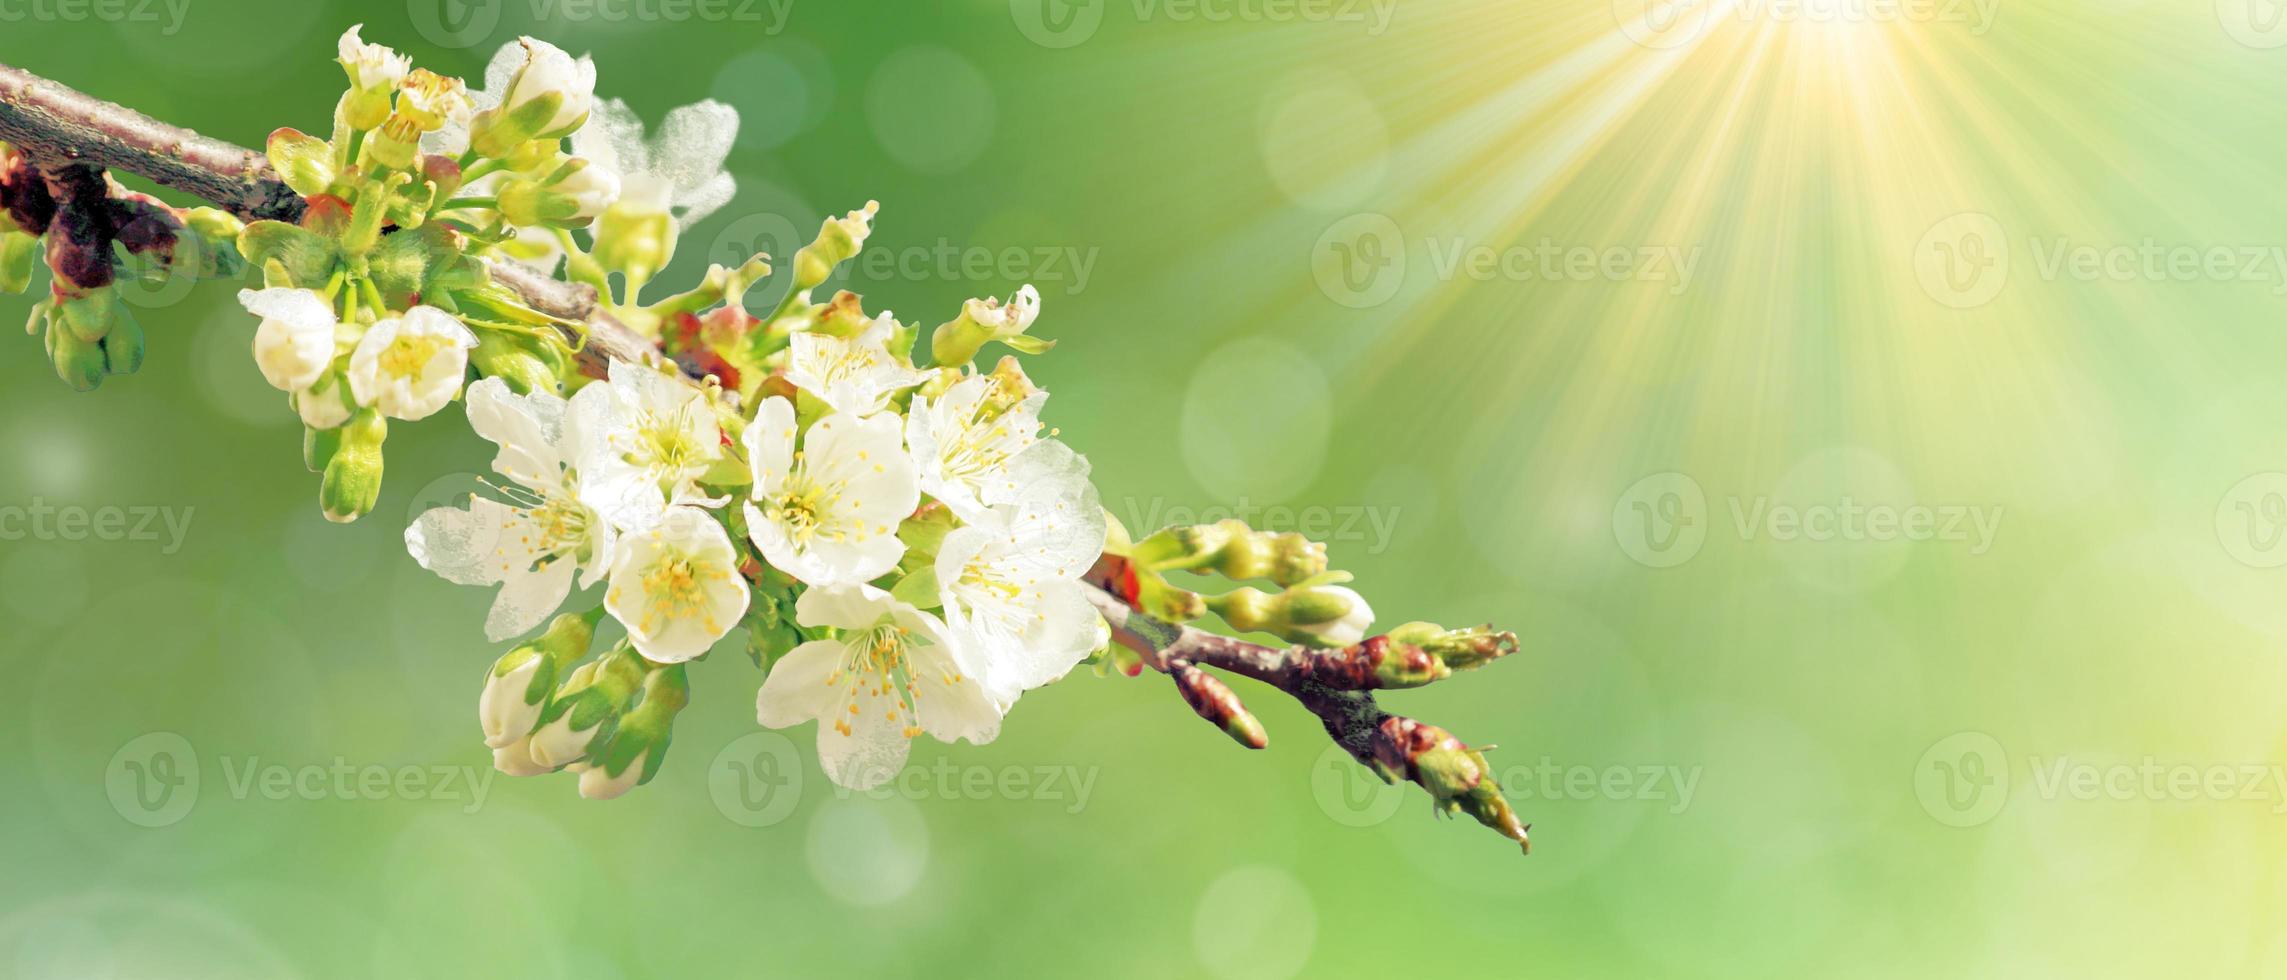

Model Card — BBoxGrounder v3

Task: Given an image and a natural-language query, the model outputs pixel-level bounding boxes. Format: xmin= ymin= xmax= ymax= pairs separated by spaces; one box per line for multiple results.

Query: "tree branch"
xmin=1 ymin=61 xmax=1531 ymax=853
xmin=0 ymin=60 xmax=661 ymax=374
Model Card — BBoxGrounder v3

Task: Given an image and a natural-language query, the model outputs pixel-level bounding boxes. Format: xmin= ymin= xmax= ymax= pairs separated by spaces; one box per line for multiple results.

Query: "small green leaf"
xmin=889 ymin=567 xmax=941 ymax=609
xmin=237 ymin=221 xmax=336 ymax=288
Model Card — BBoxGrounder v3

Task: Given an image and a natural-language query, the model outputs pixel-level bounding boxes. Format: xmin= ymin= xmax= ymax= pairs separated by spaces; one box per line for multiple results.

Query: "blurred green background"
xmin=7 ymin=0 xmax=2287 ymax=975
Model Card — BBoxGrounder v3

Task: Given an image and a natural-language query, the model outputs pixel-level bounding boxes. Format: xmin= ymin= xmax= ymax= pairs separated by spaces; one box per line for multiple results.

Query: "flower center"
xmin=639 ymin=549 xmax=726 ymax=635
xmin=824 ymin=617 xmax=955 ymax=741
xmin=378 ymin=333 xmax=451 ymax=379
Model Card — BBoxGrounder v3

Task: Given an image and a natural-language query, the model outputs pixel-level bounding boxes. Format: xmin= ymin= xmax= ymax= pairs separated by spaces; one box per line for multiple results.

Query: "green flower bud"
xmin=1134 ymin=519 xmax=1327 ymax=587
xmin=578 ymin=663 xmax=689 ymax=799
xmin=528 ymin=644 xmax=646 ymax=770
xmin=498 ymin=158 xmax=618 ymax=229
xmin=302 ymin=423 xmax=342 ymax=473
xmin=44 ymin=309 xmax=104 ymax=391
xmin=479 ymin=610 xmax=601 ymax=750
xmin=1203 ymin=584 xmax=1374 ymax=648
xmin=1384 ymin=621 xmax=1517 ymax=673
xmin=929 ymin=285 xmax=1046 ymax=367
xmin=320 ymin=408 xmax=387 ymax=523
xmin=0 ymin=230 xmax=38 ymax=295
xmin=266 ymin=128 xmax=337 ymax=198
xmin=470 ymin=330 xmax=562 ymax=395
xmin=54 ymin=283 xmax=118 ymax=343
xmin=100 ymin=314 xmax=144 ymax=375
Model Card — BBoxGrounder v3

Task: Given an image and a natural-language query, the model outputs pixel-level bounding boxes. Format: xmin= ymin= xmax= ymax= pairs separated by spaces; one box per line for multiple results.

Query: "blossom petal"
xmin=755 ymin=638 xmax=844 ymax=728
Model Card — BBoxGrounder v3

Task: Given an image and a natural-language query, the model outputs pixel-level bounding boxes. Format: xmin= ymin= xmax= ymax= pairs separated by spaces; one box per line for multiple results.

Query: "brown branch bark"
xmin=2 ymin=61 xmax=1530 ymax=853
xmin=1084 ymin=556 xmax=1530 ymax=853
xmin=0 ymin=60 xmax=661 ymax=374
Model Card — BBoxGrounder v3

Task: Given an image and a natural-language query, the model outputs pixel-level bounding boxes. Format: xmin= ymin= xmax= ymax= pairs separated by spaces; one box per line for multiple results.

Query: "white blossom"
xmin=347 ymin=305 xmax=476 ymax=421
xmin=755 ymin=585 xmax=1000 ymax=790
xmin=239 ymin=287 xmax=337 ymax=392
xmin=336 ymin=25 xmax=409 ymax=93
xmin=570 ymin=359 xmax=728 ymax=530
xmin=604 ymin=506 xmax=749 ymax=663
xmin=935 ymin=440 xmax=1106 ymax=708
xmin=501 ymin=36 xmax=595 ymax=138
xmin=406 ymin=379 xmax=614 ymax=642
xmin=787 ymin=314 xmax=930 ymax=417
xmin=572 ymin=98 xmax=739 ymax=229
xmin=905 ymin=373 xmax=1046 ymax=522
xmin=741 ymin=397 xmax=917 ymax=588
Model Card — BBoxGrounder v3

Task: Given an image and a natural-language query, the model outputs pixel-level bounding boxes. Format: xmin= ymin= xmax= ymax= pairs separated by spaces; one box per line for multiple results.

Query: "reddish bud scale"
xmin=0 ymin=153 xmax=55 ymax=235
xmin=665 ymin=310 xmax=742 ymax=391
xmin=1171 ymin=662 xmax=1268 ymax=750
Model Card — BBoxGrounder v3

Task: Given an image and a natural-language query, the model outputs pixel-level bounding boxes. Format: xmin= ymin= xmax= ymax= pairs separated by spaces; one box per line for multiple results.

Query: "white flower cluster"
xmin=412 ymin=321 xmax=1104 ymax=790
xmin=240 ymin=290 xmax=476 ymax=429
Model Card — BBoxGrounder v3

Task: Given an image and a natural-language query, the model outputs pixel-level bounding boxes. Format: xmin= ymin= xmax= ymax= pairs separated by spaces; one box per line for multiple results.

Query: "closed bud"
xmin=469 ymin=38 xmax=595 ymax=157
xmin=266 ymin=128 xmax=337 ymax=198
xmin=479 ymin=647 xmax=554 ymax=749
xmin=491 ymin=737 xmax=553 ymax=777
xmin=471 ymin=330 xmax=561 ymax=395
xmin=45 ymin=311 xmax=104 ymax=391
xmin=100 ymin=315 xmax=144 ymax=375
xmin=54 ymin=282 xmax=118 ymax=343
xmin=498 ymin=158 xmax=618 ymax=229
xmin=527 ymin=645 xmax=647 ymax=769
xmin=320 ymin=408 xmax=387 ymax=523
xmin=1204 ymin=584 xmax=1373 ymax=648
xmin=578 ymin=663 xmax=688 ymax=799
xmin=1 ymin=230 xmax=39 ymax=294
xmin=1135 ymin=519 xmax=1327 ymax=586
xmin=1385 ymin=621 xmax=1517 ymax=673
